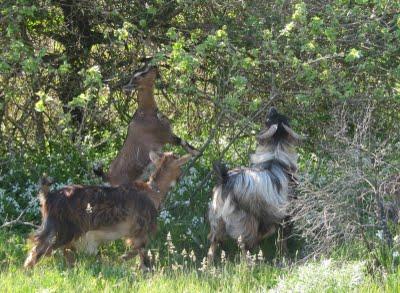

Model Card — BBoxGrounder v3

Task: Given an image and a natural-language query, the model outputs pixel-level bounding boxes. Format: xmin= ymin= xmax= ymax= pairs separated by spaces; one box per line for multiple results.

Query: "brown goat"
xmin=24 ymin=151 xmax=192 ymax=271
xmin=95 ymin=65 xmax=198 ymax=186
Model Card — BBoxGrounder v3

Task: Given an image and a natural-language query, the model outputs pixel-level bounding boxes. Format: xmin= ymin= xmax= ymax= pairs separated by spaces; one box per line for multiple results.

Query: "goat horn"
xmin=282 ymin=124 xmax=303 ymax=140
xmin=257 ymin=124 xmax=278 ymax=140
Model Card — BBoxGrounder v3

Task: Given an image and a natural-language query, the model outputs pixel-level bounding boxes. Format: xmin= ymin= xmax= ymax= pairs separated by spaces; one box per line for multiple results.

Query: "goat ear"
xmin=282 ymin=124 xmax=304 ymax=140
xmin=257 ymin=124 xmax=278 ymax=140
xmin=176 ymin=154 xmax=192 ymax=166
xmin=149 ymin=151 xmax=161 ymax=163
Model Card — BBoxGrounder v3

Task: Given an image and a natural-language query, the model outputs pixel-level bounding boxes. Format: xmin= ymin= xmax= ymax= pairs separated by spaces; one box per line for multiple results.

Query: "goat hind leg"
xmin=24 ymin=241 xmax=53 ymax=269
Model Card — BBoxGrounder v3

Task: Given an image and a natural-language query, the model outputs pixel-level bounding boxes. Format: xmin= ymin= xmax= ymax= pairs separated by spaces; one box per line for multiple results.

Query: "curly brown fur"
xmin=25 ymin=151 xmax=192 ymax=270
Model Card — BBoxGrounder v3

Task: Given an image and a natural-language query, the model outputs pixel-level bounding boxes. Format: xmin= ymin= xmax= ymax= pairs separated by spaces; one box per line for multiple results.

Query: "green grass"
xmin=0 ymin=230 xmax=399 ymax=292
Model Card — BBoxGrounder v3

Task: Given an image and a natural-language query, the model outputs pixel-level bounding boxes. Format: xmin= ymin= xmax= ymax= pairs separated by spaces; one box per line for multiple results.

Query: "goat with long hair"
xmin=24 ymin=151 xmax=192 ymax=271
xmin=207 ymin=107 xmax=301 ymax=261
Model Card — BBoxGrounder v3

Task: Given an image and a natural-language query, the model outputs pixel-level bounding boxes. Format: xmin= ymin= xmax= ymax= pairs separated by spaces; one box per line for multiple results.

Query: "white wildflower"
xmin=376 ymin=230 xmax=383 ymax=240
xmin=198 ymin=257 xmax=208 ymax=272
xmin=189 ymin=250 xmax=197 ymax=262
xmin=165 ymin=232 xmax=176 ymax=254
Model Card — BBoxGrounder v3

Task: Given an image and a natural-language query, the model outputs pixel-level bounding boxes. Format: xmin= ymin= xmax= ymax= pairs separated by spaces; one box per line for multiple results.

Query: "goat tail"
xmin=93 ymin=162 xmax=108 ymax=182
xmin=213 ymin=161 xmax=229 ymax=186
xmin=38 ymin=174 xmax=53 ymax=206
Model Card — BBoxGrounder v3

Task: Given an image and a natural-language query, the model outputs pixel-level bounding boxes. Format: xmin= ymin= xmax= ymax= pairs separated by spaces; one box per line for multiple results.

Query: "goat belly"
xmin=72 ymin=220 xmax=132 ymax=254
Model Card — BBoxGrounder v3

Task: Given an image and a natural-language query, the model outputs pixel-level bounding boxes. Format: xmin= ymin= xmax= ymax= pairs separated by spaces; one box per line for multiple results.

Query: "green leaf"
xmin=345 ymin=48 xmax=362 ymax=62
xmin=139 ymin=19 xmax=147 ymax=28
xmin=147 ymin=5 xmax=157 ymax=15
xmin=68 ymin=93 xmax=89 ymax=108
xmin=34 ymin=99 xmax=45 ymax=112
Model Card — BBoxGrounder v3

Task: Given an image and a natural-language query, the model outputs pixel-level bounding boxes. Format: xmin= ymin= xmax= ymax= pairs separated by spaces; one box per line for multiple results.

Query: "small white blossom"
xmin=189 ymin=250 xmax=197 ymax=262
xmin=198 ymin=257 xmax=208 ymax=272
xmin=376 ymin=230 xmax=383 ymax=240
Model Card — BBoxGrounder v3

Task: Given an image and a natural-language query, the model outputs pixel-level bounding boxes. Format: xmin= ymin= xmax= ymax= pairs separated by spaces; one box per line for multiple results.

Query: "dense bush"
xmin=1 ymin=0 xmax=399 ymax=267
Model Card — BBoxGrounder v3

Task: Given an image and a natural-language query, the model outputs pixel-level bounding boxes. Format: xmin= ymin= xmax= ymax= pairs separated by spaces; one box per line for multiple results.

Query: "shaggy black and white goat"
xmin=207 ymin=107 xmax=301 ymax=261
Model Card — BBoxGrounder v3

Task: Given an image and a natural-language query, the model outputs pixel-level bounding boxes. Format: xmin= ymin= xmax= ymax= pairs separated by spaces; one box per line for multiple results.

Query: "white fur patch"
xmin=73 ymin=221 xmax=131 ymax=254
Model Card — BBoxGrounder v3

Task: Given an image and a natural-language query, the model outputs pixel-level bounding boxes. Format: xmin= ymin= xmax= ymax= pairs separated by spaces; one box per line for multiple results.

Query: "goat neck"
xmin=145 ymin=170 xmax=177 ymax=210
xmin=251 ymin=141 xmax=298 ymax=174
xmin=137 ymin=80 xmax=157 ymax=112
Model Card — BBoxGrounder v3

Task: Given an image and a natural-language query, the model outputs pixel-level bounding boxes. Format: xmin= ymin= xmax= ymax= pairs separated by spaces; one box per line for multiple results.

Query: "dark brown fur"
xmin=25 ymin=184 xmax=157 ymax=269
xmin=25 ymin=151 xmax=192 ymax=270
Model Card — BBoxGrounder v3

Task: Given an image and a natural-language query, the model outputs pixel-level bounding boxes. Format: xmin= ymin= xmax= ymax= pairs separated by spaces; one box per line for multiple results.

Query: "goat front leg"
xmin=63 ymin=248 xmax=76 ymax=268
xmin=63 ymin=244 xmax=76 ymax=268
xmin=120 ymin=250 xmax=138 ymax=261
xmin=171 ymin=135 xmax=199 ymax=156
xmin=207 ymin=238 xmax=219 ymax=264
xmin=121 ymin=237 xmax=138 ymax=261
xmin=257 ymin=224 xmax=277 ymax=244
xmin=137 ymin=248 xmax=151 ymax=272
xmin=123 ymin=235 xmax=151 ymax=271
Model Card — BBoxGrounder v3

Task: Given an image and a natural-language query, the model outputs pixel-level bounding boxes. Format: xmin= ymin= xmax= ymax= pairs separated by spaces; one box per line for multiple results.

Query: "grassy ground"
xmin=0 ymin=230 xmax=399 ymax=292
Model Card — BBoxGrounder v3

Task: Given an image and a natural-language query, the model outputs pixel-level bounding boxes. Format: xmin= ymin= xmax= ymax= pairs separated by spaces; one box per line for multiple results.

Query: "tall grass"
xmin=0 ymin=229 xmax=399 ymax=292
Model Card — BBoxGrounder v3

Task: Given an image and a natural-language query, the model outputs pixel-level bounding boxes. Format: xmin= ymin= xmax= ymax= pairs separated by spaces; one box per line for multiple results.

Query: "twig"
xmin=1 ymin=199 xmax=39 ymax=229
xmin=192 ymin=101 xmax=274 ymax=191
xmin=1 ymin=220 xmax=39 ymax=229
xmin=1 ymin=208 xmax=39 ymax=229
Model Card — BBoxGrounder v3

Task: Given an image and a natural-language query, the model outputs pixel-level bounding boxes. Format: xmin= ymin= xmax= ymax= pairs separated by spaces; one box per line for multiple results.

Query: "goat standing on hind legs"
xmin=207 ymin=107 xmax=302 ymax=263
xmin=94 ymin=65 xmax=198 ymax=186
xmin=24 ymin=151 xmax=192 ymax=271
